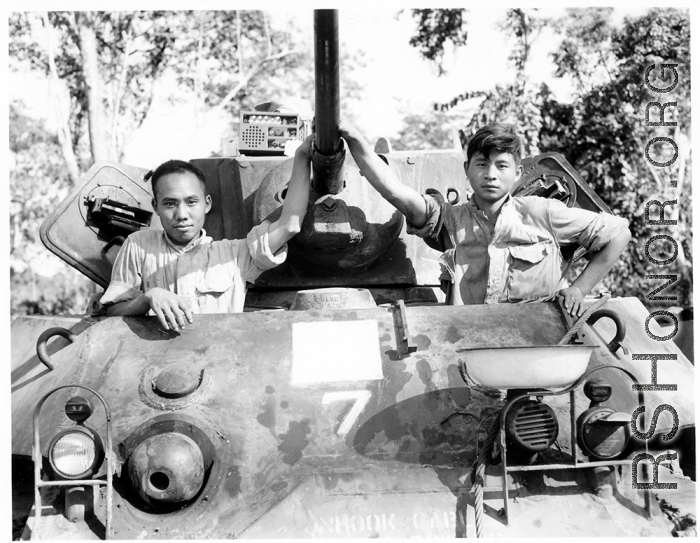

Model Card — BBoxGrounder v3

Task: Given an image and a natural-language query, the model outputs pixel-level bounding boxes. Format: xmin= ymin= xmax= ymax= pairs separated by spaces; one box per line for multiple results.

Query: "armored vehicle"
xmin=12 ymin=9 xmax=695 ymax=539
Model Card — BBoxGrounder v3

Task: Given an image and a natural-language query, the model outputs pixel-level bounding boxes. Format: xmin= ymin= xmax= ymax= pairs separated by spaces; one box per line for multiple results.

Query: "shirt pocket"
xmin=506 ymin=241 xmax=558 ymax=302
xmin=195 ymin=268 xmax=234 ymax=298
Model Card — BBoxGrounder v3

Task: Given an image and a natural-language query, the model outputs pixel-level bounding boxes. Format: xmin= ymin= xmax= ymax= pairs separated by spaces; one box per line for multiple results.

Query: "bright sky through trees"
xmin=10 ymin=7 xmax=651 ymax=168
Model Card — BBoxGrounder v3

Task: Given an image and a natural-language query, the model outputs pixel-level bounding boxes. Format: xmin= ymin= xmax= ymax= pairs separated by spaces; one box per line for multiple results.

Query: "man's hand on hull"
xmin=557 ymin=286 xmax=585 ymax=317
xmin=144 ymin=287 xmax=194 ymax=330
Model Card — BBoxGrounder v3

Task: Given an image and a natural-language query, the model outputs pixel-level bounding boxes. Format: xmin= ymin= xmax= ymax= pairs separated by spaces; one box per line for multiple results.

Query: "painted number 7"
xmin=322 ymin=390 xmax=372 ymax=437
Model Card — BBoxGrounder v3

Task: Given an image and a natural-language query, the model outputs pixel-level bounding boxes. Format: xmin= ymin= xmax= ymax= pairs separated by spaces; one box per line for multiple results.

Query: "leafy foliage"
xmin=389 ymin=111 xmax=457 ymax=151
xmin=429 ymin=9 xmax=547 ymax=157
xmin=541 ymin=8 xmax=691 ymax=306
xmin=406 ymin=9 xmax=469 ymax=75
xmin=9 ymin=11 xmax=319 ymax=166
xmin=10 ymin=12 xmax=176 ymax=165
xmin=10 ymin=101 xmax=70 ymax=255
xmin=164 ymin=11 xmax=310 ymax=112
xmin=10 ymin=101 xmax=94 ymax=317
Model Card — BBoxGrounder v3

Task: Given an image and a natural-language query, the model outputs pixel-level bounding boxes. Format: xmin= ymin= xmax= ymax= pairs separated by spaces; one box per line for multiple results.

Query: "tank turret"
xmin=38 ymin=9 xmax=617 ymax=307
xmin=255 ymin=13 xmax=406 ymax=276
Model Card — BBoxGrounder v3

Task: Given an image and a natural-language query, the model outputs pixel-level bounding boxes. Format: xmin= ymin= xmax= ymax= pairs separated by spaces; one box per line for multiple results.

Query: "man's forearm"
xmin=267 ymin=151 xmax=311 ymax=253
xmin=570 ymin=228 xmax=632 ymax=295
xmin=342 ymin=133 xmax=429 ymax=227
xmin=105 ymin=294 xmax=151 ymax=316
xmin=282 ymin=152 xmax=311 ymax=232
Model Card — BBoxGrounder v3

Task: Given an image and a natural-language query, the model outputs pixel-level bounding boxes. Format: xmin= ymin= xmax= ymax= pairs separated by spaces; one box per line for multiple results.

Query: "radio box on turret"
xmin=238 ymin=111 xmax=307 ymax=155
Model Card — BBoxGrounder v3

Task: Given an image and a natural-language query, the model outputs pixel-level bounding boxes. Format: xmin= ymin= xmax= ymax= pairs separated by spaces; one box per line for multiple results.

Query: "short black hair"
xmin=466 ymin=123 xmax=522 ymax=165
xmin=147 ymin=159 xmax=208 ymax=199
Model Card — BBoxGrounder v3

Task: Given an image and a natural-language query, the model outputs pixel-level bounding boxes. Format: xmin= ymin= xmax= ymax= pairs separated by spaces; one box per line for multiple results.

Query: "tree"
xmin=10 ymin=101 xmax=70 ymax=263
xmin=389 ymin=110 xmax=458 ymax=151
xmin=9 ymin=11 xmax=312 ymax=176
xmin=405 ymin=9 xmax=548 ymax=155
xmin=540 ymin=8 xmax=691 ymax=305
xmin=10 ymin=12 xmax=171 ymax=179
xmin=436 ymin=9 xmax=548 ymax=156
xmin=164 ymin=11 xmax=313 ymax=116
xmin=405 ymin=9 xmax=469 ymax=76
xmin=10 ymin=100 xmax=94 ymax=317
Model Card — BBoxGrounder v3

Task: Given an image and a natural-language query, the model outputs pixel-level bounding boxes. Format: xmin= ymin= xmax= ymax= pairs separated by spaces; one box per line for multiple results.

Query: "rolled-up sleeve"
xmin=239 ymin=221 xmax=288 ymax=283
xmin=406 ymin=194 xmax=441 ymax=238
xmin=547 ymin=199 xmax=629 ymax=253
xmin=99 ymin=236 xmax=144 ymax=305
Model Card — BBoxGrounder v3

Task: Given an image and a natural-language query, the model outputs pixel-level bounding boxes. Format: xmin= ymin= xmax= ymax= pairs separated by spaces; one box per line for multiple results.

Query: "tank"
xmin=12 ymin=10 xmax=695 ymax=539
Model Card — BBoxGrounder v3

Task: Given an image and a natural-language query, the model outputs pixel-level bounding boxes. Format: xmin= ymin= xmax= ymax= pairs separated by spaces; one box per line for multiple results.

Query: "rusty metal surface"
xmin=12 ymin=300 xmax=692 ymax=538
xmin=237 ymin=462 xmax=673 ymax=538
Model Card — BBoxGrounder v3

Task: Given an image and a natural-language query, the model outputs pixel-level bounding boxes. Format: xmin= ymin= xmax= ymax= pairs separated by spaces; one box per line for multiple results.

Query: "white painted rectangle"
xmin=291 ymin=320 xmax=384 ymax=384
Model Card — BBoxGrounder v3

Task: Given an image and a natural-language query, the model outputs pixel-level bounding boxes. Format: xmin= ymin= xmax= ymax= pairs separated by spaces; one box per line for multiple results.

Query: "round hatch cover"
xmin=155 ymin=364 xmax=200 ymax=398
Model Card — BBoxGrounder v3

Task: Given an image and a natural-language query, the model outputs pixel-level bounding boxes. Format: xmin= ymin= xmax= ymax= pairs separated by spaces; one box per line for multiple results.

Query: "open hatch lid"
xmin=40 ymin=162 xmax=159 ymax=288
xmin=513 ymin=152 xmax=612 ymax=214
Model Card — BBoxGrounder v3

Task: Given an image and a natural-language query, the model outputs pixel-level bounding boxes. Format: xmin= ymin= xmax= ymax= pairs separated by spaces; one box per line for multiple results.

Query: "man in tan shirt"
xmin=338 ymin=121 xmax=631 ymax=317
xmin=100 ymin=136 xmax=312 ymax=330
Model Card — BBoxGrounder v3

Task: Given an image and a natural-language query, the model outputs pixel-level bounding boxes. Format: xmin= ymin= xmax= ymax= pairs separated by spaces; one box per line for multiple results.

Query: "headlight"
xmin=49 ymin=426 xmax=104 ymax=480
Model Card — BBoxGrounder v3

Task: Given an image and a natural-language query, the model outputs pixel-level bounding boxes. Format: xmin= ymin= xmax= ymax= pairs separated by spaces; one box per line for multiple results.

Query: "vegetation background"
xmin=8 ymin=8 xmax=691 ymax=318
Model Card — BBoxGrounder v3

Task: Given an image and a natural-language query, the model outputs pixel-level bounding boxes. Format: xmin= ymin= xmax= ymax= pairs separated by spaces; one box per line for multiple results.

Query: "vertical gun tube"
xmin=313 ymin=9 xmax=345 ymax=195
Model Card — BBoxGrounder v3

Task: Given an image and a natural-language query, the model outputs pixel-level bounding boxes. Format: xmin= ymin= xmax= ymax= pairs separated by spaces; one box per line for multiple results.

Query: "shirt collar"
xmin=467 ymin=193 xmax=513 ymax=221
xmin=162 ymin=228 xmax=211 ymax=254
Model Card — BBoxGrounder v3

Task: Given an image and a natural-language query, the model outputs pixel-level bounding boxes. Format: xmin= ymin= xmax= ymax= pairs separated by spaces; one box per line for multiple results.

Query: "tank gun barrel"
xmin=312 ymin=9 xmax=345 ymax=195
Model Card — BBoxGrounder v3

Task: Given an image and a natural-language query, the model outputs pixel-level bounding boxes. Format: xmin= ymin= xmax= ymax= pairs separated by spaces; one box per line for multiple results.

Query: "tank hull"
xmin=12 ymin=299 xmax=694 ymax=538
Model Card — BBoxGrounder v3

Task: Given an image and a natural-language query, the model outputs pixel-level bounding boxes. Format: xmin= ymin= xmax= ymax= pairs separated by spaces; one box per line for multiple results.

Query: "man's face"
xmin=465 ymin=151 xmax=523 ymax=207
xmin=153 ymin=171 xmax=211 ymax=246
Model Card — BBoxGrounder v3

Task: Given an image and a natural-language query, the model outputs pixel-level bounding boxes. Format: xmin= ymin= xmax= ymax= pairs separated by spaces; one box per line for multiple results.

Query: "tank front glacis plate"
xmin=13 ymin=300 xmax=694 ymax=538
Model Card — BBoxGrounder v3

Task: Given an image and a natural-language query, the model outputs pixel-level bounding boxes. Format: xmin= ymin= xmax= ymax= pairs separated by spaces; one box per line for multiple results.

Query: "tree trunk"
xmin=78 ymin=13 xmax=111 ymax=163
xmin=41 ymin=12 xmax=81 ymax=185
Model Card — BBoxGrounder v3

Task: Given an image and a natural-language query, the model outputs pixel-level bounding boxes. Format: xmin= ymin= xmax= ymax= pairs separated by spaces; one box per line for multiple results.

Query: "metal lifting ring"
xmin=587 ymin=309 xmax=627 ymax=353
xmin=36 ymin=327 xmax=77 ymax=371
